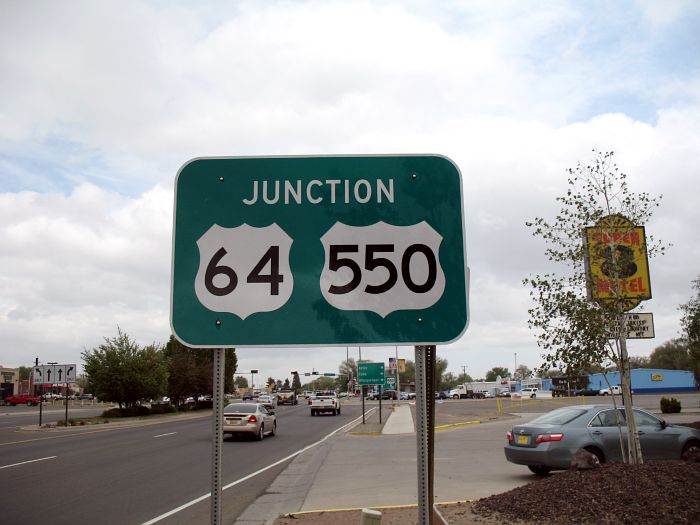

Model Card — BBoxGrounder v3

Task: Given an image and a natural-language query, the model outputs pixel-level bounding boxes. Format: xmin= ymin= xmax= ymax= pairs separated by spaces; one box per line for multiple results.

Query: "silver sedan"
xmin=223 ymin=403 xmax=276 ymax=441
xmin=504 ymin=404 xmax=700 ymax=475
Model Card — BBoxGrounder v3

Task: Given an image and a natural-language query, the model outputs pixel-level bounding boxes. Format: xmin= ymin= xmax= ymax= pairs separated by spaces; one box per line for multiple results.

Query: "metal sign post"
xmin=415 ymin=345 xmax=430 ymax=524
xmin=211 ymin=348 xmax=225 ymax=525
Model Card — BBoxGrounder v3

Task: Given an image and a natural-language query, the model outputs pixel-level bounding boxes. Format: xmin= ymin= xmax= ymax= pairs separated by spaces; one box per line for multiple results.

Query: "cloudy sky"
xmin=2 ymin=0 xmax=699 ymax=387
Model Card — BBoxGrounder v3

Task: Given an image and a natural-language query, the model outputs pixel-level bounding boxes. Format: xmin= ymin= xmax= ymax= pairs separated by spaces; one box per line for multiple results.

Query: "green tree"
xmin=485 ymin=367 xmax=509 ymax=382
xmin=648 ymin=339 xmax=690 ymax=371
xmin=524 ymin=150 xmax=667 ymax=464
xmin=680 ymin=276 xmax=700 ymax=383
xmin=291 ymin=372 xmax=302 ymax=392
xmin=19 ymin=366 xmax=31 ymax=381
xmin=234 ymin=376 xmax=249 ymax=389
xmin=283 ymin=378 xmax=290 ymax=389
xmin=82 ymin=328 xmax=167 ymax=408
xmin=338 ymin=358 xmax=358 ymax=388
xmin=435 ymin=357 xmax=449 ymax=391
xmin=627 ymin=355 xmax=650 ymax=369
xmin=456 ymin=372 xmax=473 ymax=385
xmin=163 ymin=336 xmax=237 ymax=406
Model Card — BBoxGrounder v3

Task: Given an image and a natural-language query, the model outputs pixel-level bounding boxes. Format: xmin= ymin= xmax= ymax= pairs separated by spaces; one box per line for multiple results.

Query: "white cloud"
xmin=1 ymin=1 xmax=699 ymax=382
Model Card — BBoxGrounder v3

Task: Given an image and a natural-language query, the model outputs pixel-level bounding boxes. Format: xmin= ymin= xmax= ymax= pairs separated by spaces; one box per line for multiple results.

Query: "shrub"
xmin=660 ymin=397 xmax=681 ymax=414
xmin=101 ymin=405 xmax=152 ymax=418
xmin=150 ymin=403 xmax=176 ymax=414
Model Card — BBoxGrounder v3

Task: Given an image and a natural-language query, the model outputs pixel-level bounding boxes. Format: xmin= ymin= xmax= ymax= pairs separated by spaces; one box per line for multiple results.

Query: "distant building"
xmin=587 ymin=368 xmax=696 ymax=393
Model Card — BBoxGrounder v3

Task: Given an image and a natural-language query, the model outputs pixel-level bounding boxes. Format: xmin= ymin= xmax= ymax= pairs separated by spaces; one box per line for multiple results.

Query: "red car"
xmin=3 ymin=394 xmax=42 ymax=406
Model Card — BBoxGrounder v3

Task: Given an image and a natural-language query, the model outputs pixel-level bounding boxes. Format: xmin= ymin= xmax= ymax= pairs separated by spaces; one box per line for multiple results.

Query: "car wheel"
xmin=27 ymin=401 xmax=33 ymax=406
xmin=453 ymin=394 xmax=459 ymax=399
xmin=338 ymin=408 xmax=341 ymax=415
xmin=257 ymin=425 xmax=264 ymax=441
xmin=530 ymin=394 xmax=536 ymax=399
xmin=270 ymin=422 xmax=277 ymax=437
xmin=527 ymin=466 xmax=552 ymax=476
xmin=584 ymin=447 xmax=604 ymax=465
xmin=682 ymin=441 xmax=700 ymax=459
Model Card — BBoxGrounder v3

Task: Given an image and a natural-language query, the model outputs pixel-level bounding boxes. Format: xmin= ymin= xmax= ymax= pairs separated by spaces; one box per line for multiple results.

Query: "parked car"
xmin=79 ymin=393 xmax=94 ymax=400
xmin=573 ymin=388 xmax=598 ymax=396
xmin=257 ymin=394 xmax=276 ymax=410
xmin=4 ymin=394 xmax=42 ymax=406
xmin=381 ymin=390 xmax=398 ymax=400
xmin=399 ymin=392 xmax=410 ymax=400
xmin=242 ymin=392 xmax=254 ymax=401
xmin=435 ymin=391 xmax=447 ymax=400
xmin=222 ymin=403 xmax=276 ymax=440
xmin=504 ymin=405 xmax=700 ymax=476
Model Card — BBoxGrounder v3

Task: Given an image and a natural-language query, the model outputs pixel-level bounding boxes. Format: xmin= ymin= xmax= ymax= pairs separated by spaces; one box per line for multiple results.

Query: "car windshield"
xmin=529 ymin=407 xmax=587 ymax=425
xmin=224 ymin=404 xmax=257 ymax=414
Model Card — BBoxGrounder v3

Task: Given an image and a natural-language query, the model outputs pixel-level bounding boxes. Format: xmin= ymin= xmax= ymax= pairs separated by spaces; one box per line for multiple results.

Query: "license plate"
xmin=226 ymin=418 xmax=242 ymax=425
xmin=517 ymin=435 xmax=529 ymax=445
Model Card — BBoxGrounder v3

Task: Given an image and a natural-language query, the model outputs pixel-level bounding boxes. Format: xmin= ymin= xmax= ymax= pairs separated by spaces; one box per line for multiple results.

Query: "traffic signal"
xmin=312 ymin=371 xmax=319 ymax=375
xmin=291 ymin=371 xmax=298 ymax=375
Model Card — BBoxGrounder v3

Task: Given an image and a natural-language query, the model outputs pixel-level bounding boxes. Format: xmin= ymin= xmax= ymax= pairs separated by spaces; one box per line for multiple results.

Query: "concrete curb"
xmin=282 ymin=499 xmax=473 ymax=516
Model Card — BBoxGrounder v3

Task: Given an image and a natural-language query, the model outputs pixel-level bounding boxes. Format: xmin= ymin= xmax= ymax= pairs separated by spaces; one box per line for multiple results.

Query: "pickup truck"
xmin=309 ymin=392 xmax=341 ymax=416
xmin=515 ymin=388 xmax=552 ymax=399
xmin=276 ymin=389 xmax=297 ymax=405
xmin=3 ymin=394 xmax=42 ymax=406
xmin=599 ymin=385 xmax=622 ymax=396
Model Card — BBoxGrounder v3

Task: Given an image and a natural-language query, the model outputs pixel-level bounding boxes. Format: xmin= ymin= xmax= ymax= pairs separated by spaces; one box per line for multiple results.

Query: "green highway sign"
xmin=171 ymin=155 xmax=469 ymax=347
xmin=384 ymin=376 xmax=397 ymax=389
xmin=358 ymin=362 xmax=385 ymax=385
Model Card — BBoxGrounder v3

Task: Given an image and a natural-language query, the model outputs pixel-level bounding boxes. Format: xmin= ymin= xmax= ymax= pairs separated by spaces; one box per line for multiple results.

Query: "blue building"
xmin=587 ymin=368 xmax=696 ymax=393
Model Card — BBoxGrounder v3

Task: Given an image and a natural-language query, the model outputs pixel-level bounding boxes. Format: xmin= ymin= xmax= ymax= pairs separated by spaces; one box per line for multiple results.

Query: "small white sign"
xmin=607 ymin=313 xmax=654 ymax=339
xmin=34 ymin=364 xmax=77 ymax=384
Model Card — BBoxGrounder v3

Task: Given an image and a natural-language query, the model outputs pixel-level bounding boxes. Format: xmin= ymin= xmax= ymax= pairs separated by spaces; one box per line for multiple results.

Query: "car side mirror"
xmin=660 ymin=419 xmax=667 ymax=429
xmin=268 ymin=410 xmax=275 ymax=415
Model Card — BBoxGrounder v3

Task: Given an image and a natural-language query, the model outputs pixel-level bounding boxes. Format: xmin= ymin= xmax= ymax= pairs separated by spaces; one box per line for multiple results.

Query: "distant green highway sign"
xmin=171 ymin=155 xmax=469 ymax=347
xmin=358 ymin=362 xmax=385 ymax=385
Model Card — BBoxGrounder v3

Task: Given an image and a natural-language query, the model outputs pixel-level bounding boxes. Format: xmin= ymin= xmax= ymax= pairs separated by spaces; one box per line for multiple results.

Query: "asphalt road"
xmin=0 ymin=401 xmax=364 ymax=524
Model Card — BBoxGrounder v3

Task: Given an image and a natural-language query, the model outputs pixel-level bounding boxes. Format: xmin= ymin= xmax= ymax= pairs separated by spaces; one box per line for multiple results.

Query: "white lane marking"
xmin=1 ymin=456 xmax=57 ymax=470
xmin=141 ymin=407 xmax=378 ymax=525
xmin=153 ymin=432 xmax=177 ymax=438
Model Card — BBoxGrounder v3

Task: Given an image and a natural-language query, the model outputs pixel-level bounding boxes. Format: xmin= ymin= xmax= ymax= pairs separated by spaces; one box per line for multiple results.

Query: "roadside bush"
xmin=101 ymin=405 xmax=152 ymax=418
xmin=660 ymin=397 xmax=681 ymax=414
xmin=150 ymin=403 xmax=176 ymax=414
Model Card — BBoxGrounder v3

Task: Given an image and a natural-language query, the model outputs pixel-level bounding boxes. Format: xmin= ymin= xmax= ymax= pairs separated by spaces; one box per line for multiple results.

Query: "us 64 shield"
xmin=171 ymin=155 xmax=469 ymax=347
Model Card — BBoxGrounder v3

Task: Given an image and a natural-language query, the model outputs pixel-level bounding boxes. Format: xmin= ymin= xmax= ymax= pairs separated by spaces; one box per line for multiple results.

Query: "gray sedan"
xmin=223 ymin=403 xmax=276 ymax=440
xmin=504 ymin=405 xmax=700 ymax=475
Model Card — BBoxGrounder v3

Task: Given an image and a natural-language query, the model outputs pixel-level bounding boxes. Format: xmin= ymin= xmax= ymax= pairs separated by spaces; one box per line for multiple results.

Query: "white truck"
xmin=599 ymin=385 xmax=622 ymax=396
xmin=309 ymin=391 xmax=341 ymax=416
xmin=514 ymin=387 xmax=552 ymax=399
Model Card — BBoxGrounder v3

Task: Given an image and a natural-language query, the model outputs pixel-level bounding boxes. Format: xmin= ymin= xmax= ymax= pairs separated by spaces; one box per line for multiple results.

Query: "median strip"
xmin=434 ymin=420 xmax=481 ymax=431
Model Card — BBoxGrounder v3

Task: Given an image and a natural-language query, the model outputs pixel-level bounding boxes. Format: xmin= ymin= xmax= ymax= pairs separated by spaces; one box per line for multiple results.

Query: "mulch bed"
xmin=475 ymin=461 xmax=700 ymax=524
